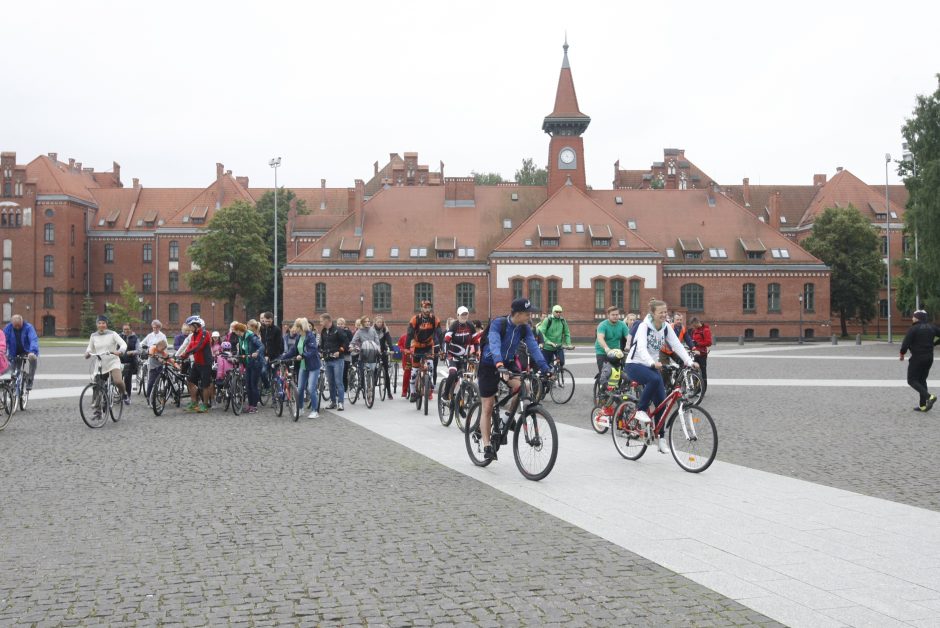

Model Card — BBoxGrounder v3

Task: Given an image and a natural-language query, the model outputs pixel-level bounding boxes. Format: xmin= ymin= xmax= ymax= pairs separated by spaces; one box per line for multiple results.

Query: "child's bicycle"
xmin=269 ymin=359 xmax=299 ymax=421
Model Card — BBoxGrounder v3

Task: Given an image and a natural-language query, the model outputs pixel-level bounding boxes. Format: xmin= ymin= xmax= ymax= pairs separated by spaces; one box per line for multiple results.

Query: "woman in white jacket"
xmin=84 ymin=315 xmax=129 ymax=400
xmin=625 ymin=299 xmax=698 ymax=453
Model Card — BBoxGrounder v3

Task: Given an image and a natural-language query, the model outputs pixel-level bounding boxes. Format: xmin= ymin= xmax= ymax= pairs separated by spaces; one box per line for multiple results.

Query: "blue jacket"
xmin=4 ymin=321 xmax=40 ymax=358
xmin=481 ymin=316 xmax=548 ymax=372
xmin=278 ymin=330 xmax=321 ymax=372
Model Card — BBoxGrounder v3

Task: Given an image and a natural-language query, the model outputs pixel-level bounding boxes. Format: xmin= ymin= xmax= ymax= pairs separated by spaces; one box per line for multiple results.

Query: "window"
xmin=503 ymin=218 xmax=512 ymax=229
xmin=168 ymin=271 xmax=179 ymax=293
xmin=680 ymin=283 xmax=704 ymax=312
xmin=104 ymin=273 xmax=113 ymax=293
xmin=709 ymin=248 xmax=728 ymax=259
xmin=142 ymin=273 xmax=153 ymax=292
xmin=804 ymin=328 xmax=815 ymax=339
xmin=2 ymin=270 xmax=9 ymax=291
xmin=881 ymin=236 xmax=888 ymax=256
xmin=879 ymin=299 xmax=888 ymax=318
xmin=70 ymin=224 xmax=75 ymax=246
xmin=104 ymin=243 xmax=114 ymax=263
xmin=803 ymin=283 xmax=815 ymax=312
xmin=224 ymin=303 xmax=234 ymax=322
xmin=528 ymin=279 xmax=542 ymax=312
xmin=769 ymin=328 xmax=780 ymax=339
xmin=43 ymin=287 xmax=54 ymax=308
xmin=414 ymin=283 xmax=433 ymax=311
xmin=594 ymin=279 xmax=606 ymax=312
xmin=373 ymin=283 xmax=392 ymax=312
xmin=70 ymin=257 xmax=75 ymax=279
xmin=629 ymin=279 xmax=641 ymax=313
xmin=143 ymin=243 xmax=152 ymax=263
xmin=341 ymin=251 xmax=359 ymax=260
xmin=592 ymin=238 xmax=611 ymax=247
xmin=169 ymin=240 xmax=179 ymax=261
xmin=767 ymin=283 xmax=781 ymax=312
xmin=44 ymin=223 xmax=54 ymax=243
xmin=666 ymin=248 xmax=676 ymax=258
xmin=169 ymin=302 xmax=179 ymax=323
xmin=902 ymin=235 xmax=912 ymax=255
xmin=547 ymin=279 xmax=559 ymax=310
xmin=142 ymin=305 xmax=153 ymax=323
xmin=744 ymin=328 xmax=755 ymax=339
xmin=190 ymin=303 xmax=201 ymax=316
xmin=746 ymin=251 xmax=764 ymax=260
xmin=610 ymin=279 xmax=624 ymax=310
xmin=512 ymin=279 xmax=524 ymax=301
xmin=743 ymin=283 xmax=756 ymax=312
xmin=44 ymin=255 xmax=54 ymax=277
xmin=390 ymin=247 xmax=399 ymax=258
xmin=436 ymin=250 xmax=455 ymax=259
xmin=684 ymin=251 xmax=702 ymax=260
xmin=315 ymin=283 xmax=327 ymax=311
xmin=365 ymin=248 xmax=374 ymax=258
xmin=322 ymin=248 xmax=331 ymax=258
xmin=563 ymin=224 xmax=572 ymax=233
xmin=541 ymin=238 xmax=559 ymax=247
xmin=456 ymin=283 xmax=475 ymax=311
xmin=882 ymin=270 xmax=889 ymax=288
xmin=575 ymin=223 xmax=584 ymax=233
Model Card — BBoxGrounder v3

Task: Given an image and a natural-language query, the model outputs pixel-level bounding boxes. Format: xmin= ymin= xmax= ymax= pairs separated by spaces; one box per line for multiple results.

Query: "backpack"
xmin=479 ymin=316 xmax=506 ymax=348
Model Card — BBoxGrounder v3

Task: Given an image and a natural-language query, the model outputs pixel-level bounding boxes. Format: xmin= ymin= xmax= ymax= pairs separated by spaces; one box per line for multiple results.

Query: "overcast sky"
xmin=5 ymin=1 xmax=938 ymax=191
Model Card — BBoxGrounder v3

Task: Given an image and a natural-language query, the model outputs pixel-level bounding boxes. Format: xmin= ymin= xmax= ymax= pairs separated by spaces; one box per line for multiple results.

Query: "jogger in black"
xmin=899 ymin=310 xmax=940 ymax=412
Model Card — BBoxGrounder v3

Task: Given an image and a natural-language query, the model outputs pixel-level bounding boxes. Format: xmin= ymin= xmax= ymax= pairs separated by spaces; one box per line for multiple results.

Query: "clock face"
xmin=560 ymin=148 xmax=576 ymax=164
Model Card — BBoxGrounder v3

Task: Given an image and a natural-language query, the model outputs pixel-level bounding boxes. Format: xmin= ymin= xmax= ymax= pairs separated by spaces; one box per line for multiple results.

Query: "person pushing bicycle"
xmin=478 ymin=298 xmax=551 ymax=461
xmin=406 ymin=300 xmax=440 ymax=402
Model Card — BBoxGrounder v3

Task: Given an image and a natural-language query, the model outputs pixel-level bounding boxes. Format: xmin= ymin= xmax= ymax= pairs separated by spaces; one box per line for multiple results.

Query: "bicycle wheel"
xmin=590 ymin=405 xmax=611 ymax=434
xmin=274 ymin=379 xmax=285 ymax=417
xmin=348 ymin=372 xmax=360 ymax=405
xmin=17 ymin=385 xmax=29 ymax=411
xmin=463 ymin=402 xmax=493 ymax=467
xmin=109 ymin=384 xmax=123 ymax=422
xmin=287 ymin=381 xmax=299 ymax=422
xmin=549 ymin=368 xmax=575 ymax=404
xmin=362 ymin=370 xmax=374 ymax=408
xmin=0 ymin=385 xmax=14 ymax=431
xmin=612 ymin=400 xmax=647 ymax=461
xmin=378 ymin=368 xmax=387 ymax=401
xmin=422 ymin=371 xmax=431 ymax=416
xmin=231 ymin=377 xmax=244 ymax=415
xmin=437 ymin=379 xmax=452 ymax=427
xmin=454 ymin=381 xmax=479 ymax=432
xmin=392 ymin=362 xmax=399 ymax=392
xmin=150 ymin=375 xmax=169 ymax=417
xmin=80 ymin=383 xmax=107 ymax=428
xmin=258 ymin=378 xmax=271 ymax=407
xmin=592 ymin=374 xmax=602 ymax=406
xmin=319 ymin=375 xmax=331 ymax=403
xmin=682 ymin=370 xmax=706 ymax=405
xmin=413 ymin=373 xmax=423 ymax=411
xmin=668 ymin=404 xmax=717 ymax=473
xmin=513 ymin=405 xmax=558 ymax=481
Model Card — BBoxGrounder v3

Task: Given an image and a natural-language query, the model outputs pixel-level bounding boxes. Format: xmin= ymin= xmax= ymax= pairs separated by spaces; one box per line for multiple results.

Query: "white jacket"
xmin=85 ymin=330 xmax=127 ymax=373
xmin=626 ymin=315 xmax=693 ymax=368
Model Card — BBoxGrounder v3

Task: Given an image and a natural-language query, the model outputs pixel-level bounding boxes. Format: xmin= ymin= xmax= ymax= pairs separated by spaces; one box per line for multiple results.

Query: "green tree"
xmin=898 ymin=74 xmax=940 ymax=316
xmin=255 ymin=188 xmax=308 ymax=322
xmin=105 ymin=281 xmax=148 ymax=329
xmin=514 ymin=158 xmax=548 ymax=186
xmin=80 ymin=294 xmax=97 ymax=336
xmin=472 ymin=171 xmax=505 ymax=185
xmin=802 ymin=205 xmax=883 ymax=336
xmin=187 ymin=200 xmax=272 ymax=317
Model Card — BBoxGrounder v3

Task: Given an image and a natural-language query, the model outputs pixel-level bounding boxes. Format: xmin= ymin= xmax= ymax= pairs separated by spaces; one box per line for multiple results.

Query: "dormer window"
xmin=390 ymin=247 xmax=399 ymax=258
xmin=562 ymin=224 xmax=572 ymax=233
xmin=435 ymin=236 xmax=456 ymax=259
xmin=541 ymin=238 xmax=559 ymax=247
xmin=538 ymin=224 xmax=560 ymax=247
xmin=503 ymin=218 xmax=512 ymax=229
xmin=739 ymin=238 xmax=767 ymax=260
xmin=589 ymin=225 xmax=612 ymax=248
xmin=615 ymin=196 xmax=623 ymax=205
xmin=575 ymin=223 xmax=584 ymax=233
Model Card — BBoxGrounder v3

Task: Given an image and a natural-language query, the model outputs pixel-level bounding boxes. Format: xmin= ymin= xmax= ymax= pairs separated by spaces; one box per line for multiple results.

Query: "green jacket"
xmin=537 ymin=315 xmax=571 ymax=350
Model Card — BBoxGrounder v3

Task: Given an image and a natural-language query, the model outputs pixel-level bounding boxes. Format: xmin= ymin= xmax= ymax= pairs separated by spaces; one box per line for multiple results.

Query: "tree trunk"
xmin=840 ymin=307 xmax=848 ymax=337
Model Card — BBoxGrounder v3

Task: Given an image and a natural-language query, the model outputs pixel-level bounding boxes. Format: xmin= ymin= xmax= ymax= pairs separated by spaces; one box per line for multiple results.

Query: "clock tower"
xmin=543 ymin=39 xmax=591 ymax=195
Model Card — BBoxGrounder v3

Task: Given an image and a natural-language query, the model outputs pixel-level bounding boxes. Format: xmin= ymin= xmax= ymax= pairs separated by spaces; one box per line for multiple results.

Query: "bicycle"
xmin=0 ymin=360 xmax=22 ymax=431
xmin=611 ymin=364 xmax=717 ymax=473
xmin=360 ymin=355 xmax=379 ymax=409
xmin=437 ymin=351 xmax=479 ymax=428
xmin=591 ymin=366 xmax=642 ymax=434
xmin=662 ymin=359 xmax=706 ymax=404
xmin=214 ymin=356 xmax=245 ymax=415
xmin=317 ymin=350 xmax=332 ymax=405
xmin=464 ymin=367 xmax=558 ymax=481
xmin=347 ymin=356 xmax=362 ymax=405
xmin=375 ymin=350 xmax=394 ymax=401
xmin=149 ymin=358 xmax=188 ymax=417
xmin=412 ymin=349 xmax=436 ymax=416
xmin=6 ymin=355 xmax=32 ymax=413
xmin=270 ymin=359 xmax=299 ymax=421
xmin=540 ymin=346 xmax=575 ymax=404
xmin=135 ymin=351 xmax=149 ymax=396
xmin=79 ymin=353 xmax=124 ymax=428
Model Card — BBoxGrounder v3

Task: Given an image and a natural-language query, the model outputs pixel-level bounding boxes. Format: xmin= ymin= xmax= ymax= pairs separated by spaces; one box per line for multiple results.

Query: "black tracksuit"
xmin=900 ymin=321 xmax=940 ymax=407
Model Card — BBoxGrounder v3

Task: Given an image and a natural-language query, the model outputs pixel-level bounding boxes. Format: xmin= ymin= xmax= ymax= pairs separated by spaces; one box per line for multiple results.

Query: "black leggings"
xmin=908 ymin=354 xmax=933 ymax=407
xmin=694 ymin=354 xmax=708 ymax=391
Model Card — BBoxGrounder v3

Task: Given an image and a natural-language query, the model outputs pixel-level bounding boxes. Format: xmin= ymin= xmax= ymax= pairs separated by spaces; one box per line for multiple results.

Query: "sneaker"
xmin=123 ymin=396 xmax=131 ymax=406
xmin=185 ymin=403 xmax=198 ymax=413
xmin=308 ymin=411 xmax=319 ymax=419
xmin=247 ymin=406 xmax=258 ymax=414
xmin=634 ymin=410 xmax=652 ymax=425
xmin=337 ymin=404 xmax=344 ymax=411
xmin=484 ymin=445 xmax=498 ymax=461
xmin=928 ymin=395 xmax=938 ymax=411
xmin=658 ymin=436 xmax=670 ymax=454
xmin=915 ymin=405 xmax=929 ymax=412
xmin=327 ymin=402 xmax=337 ymax=410
xmin=409 ymin=393 xmax=418 ymax=402
xmin=196 ymin=404 xmax=209 ymax=413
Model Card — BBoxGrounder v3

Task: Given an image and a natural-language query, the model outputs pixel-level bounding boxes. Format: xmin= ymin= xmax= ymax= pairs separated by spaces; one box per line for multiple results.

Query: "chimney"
xmin=47 ymin=152 xmax=57 ymax=162
xmin=216 ymin=162 xmax=224 ymax=180
xmin=236 ymin=176 xmax=249 ymax=189
xmin=132 ymin=178 xmax=140 ymax=188
xmin=320 ymin=179 xmax=327 ymax=210
xmin=113 ymin=161 xmax=121 ymax=186
xmin=742 ymin=177 xmax=751 ymax=207
xmin=321 ymin=178 xmax=326 ymax=189
xmin=374 ymin=161 xmax=379 ymax=176
xmin=355 ymin=179 xmax=365 ymax=231
xmin=813 ymin=173 xmax=827 ymax=186
xmin=75 ymin=162 xmax=82 ymax=172
xmin=444 ymin=177 xmax=476 ymax=207
xmin=347 ymin=180 xmax=365 ymax=229
xmin=68 ymin=158 xmax=75 ymax=170
xmin=768 ymin=191 xmax=781 ymax=230
xmin=215 ymin=163 xmax=225 ymax=209
xmin=440 ymin=161 xmax=445 ymax=179
xmin=836 ymin=166 xmax=843 ymax=173
xmin=82 ymin=167 xmax=93 ymax=174
xmin=225 ymin=169 xmax=232 ymax=176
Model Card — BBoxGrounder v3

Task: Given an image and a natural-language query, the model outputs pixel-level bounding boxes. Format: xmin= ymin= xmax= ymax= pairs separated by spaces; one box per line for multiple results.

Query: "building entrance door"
xmin=42 ymin=315 xmax=55 ymax=337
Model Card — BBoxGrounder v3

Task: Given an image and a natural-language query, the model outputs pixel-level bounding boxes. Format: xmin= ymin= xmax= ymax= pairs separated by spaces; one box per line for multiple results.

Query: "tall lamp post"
xmin=798 ymin=293 xmax=804 ymax=344
xmin=269 ymin=157 xmax=282 ymax=327
xmin=211 ymin=301 xmax=216 ymax=331
xmin=885 ymin=153 xmax=893 ymax=344
xmin=359 ymin=291 xmax=364 ymax=317
xmin=902 ymin=143 xmax=920 ymax=311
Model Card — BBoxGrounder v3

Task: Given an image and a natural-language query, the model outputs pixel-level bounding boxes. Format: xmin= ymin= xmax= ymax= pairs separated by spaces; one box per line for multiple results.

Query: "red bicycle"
xmin=611 ymin=364 xmax=717 ymax=473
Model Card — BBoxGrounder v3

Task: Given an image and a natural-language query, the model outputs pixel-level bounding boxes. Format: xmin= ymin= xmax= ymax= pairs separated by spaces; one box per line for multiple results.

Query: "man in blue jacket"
xmin=4 ymin=315 xmax=39 ymax=390
xmin=477 ymin=298 xmax=550 ymax=461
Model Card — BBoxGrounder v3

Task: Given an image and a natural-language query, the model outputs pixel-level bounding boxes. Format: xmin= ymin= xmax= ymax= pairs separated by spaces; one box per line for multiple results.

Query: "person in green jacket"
xmin=537 ymin=304 xmax=572 ymax=367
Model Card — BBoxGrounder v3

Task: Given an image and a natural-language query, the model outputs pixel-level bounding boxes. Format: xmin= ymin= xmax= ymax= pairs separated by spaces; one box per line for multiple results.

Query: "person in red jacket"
xmin=689 ymin=317 xmax=712 ymax=393
xmin=397 ymin=332 xmax=412 ymax=399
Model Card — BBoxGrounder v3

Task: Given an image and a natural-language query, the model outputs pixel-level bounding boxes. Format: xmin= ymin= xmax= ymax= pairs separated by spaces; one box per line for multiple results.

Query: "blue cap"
xmin=511 ymin=298 xmax=534 ymax=313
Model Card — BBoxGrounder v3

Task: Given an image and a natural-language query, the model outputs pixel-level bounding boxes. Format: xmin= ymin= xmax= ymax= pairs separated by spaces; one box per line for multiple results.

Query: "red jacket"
xmin=690 ymin=325 xmax=712 ymax=356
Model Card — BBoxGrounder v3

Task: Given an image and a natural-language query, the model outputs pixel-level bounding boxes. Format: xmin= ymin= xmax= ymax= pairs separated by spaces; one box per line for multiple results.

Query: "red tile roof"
xmin=797 ymin=169 xmax=905 ymax=227
xmin=724 ymin=184 xmax=820 ymax=226
xmin=26 ymin=155 xmax=99 ymax=204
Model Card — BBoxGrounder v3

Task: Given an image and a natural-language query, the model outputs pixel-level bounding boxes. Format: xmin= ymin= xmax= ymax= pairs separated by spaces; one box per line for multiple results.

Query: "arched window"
xmin=315 ymin=283 xmax=327 ymax=311
xmin=43 ymin=287 xmax=54 ymax=308
xmin=743 ymin=283 xmax=756 ymax=312
xmin=169 ymin=240 xmax=179 ymax=262
xmin=629 ymin=279 xmax=641 ymax=313
xmin=456 ymin=283 xmax=475 ymax=311
xmin=767 ymin=283 xmax=781 ymax=312
xmin=168 ymin=271 xmax=179 ymax=293
xmin=44 ymin=255 xmax=54 ymax=277
xmin=414 ymin=282 xmax=433 ymax=311
xmin=803 ymin=283 xmax=815 ymax=311
xmin=594 ymin=279 xmax=606 ymax=312
xmin=168 ymin=303 xmax=179 ymax=324
xmin=511 ymin=279 xmax=524 ymax=301
xmin=528 ymin=278 xmax=542 ymax=311
xmin=769 ymin=328 xmax=780 ymax=339
xmin=680 ymin=284 xmax=704 ymax=312
xmin=373 ymin=283 xmax=392 ymax=312
xmin=104 ymin=243 xmax=114 ymax=263
xmin=547 ymin=279 xmax=559 ymax=310
xmin=744 ymin=328 xmax=755 ymax=339
xmin=44 ymin=223 xmax=54 ymax=243
xmin=610 ymin=279 xmax=624 ymax=310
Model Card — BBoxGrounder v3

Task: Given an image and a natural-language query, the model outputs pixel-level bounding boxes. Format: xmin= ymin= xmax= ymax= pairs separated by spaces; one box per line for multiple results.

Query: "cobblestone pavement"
xmin=0 ymin=355 xmax=778 ymax=626
xmin=542 ymin=342 xmax=940 ymax=512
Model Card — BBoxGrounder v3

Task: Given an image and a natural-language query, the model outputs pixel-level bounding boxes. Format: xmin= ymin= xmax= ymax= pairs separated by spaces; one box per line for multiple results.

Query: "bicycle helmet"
xmin=184 ymin=315 xmax=202 ymax=327
xmin=360 ymin=339 xmax=381 ymax=363
xmin=606 ymin=348 xmax=624 ymax=367
xmin=221 ymin=341 xmax=232 ymax=351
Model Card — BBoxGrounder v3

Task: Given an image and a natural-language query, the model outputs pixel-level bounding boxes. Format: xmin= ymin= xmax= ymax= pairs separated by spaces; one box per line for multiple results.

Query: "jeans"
xmin=542 ymin=347 xmax=565 ymax=367
xmin=908 ymin=354 xmax=934 ymax=407
xmin=298 ymin=366 xmax=320 ymax=412
xmin=626 ymin=363 xmax=667 ymax=434
xmin=325 ymin=358 xmax=345 ymax=404
xmin=146 ymin=365 xmax=163 ymax=398
xmin=246 ymin=362 xmax=262 ymax=407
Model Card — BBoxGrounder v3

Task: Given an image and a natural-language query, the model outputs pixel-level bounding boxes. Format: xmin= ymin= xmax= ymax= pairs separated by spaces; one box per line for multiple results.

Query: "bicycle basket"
xmin=360 ymin=340 xmax=381 ymax=364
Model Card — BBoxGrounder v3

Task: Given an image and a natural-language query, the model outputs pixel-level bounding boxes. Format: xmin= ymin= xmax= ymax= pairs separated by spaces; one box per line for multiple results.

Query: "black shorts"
xmin=188 ymin=363 xmax=212 ymax=389
xmin=478 ymin=362 xmax=519 ymax=398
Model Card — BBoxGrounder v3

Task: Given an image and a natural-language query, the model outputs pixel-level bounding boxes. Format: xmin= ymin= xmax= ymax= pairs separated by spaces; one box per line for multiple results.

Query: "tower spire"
xmin=562 ymin=33 xmax=569 ymax=69
xmin=542 ymin=38 xmax=590 ymax=134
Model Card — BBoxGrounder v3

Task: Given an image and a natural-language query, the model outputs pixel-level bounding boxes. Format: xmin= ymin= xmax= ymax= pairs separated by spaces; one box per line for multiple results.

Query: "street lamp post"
xmin=269 ymin=157 xmax=282 ymax=327
xmin=211 ymin=301 xmax=216 ymax=331
xmin=798 ymin=293 xmax=804 ymax=344
xmin=359 ymin=291 xmax=364 ymax=317
xmin=902 ymin=143 xmax=920 ymax=311
xmin=885 ymin=153 xmax=893 ymax=344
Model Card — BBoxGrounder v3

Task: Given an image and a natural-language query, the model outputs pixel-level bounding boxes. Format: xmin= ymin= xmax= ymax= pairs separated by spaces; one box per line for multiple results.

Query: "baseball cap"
xmin=914 ymin=310 xmax=928 ymax=321
xmin=552 ymin=304 xmax=563 ymax=313
xmin=511 ymin=298 xmax=534 ymax=313
xmin=211 ymin=331 xmax=221 ymax=338
xmin=457 ymin=306 xmax=469 ymax=315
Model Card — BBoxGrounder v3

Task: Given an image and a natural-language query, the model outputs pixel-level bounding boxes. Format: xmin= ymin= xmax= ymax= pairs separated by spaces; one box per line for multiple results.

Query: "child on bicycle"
xmin=146 ymin=338 xmax=176 ymax=399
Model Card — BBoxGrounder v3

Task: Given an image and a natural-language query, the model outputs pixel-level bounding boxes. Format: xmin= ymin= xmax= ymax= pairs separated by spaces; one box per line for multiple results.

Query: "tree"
xmin=898 ymin=74 xmax=940 ymax=316
xmin=187 ymin=200 xmax=272 ymax=318
xmin=105 ymin=281 xmax=148 ymax=329
xmin=514 ymin=158 xmax=548 ymax=186
xmin=472 ymin=171 xmax=505 ymax=185
xmin=255 ymin=189 xmax=308 ymax=322
xmin=80 ymin=294 xmax=97 ymax=336
xmin=802 ymin=205 xmax=883 ymax=336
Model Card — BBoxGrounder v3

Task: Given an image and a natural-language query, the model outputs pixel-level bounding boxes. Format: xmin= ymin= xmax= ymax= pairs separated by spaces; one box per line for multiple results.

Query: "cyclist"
xmin=319 ymin=313 xmax=348 ymax=411
xmin=259 ymin=312 xmax=282 ymax=389
xmin=478 ymin=298 xmax=551 ymax=461
xmin=406 ymin=300 xmax=441 ymax=402
xmin=3 ymin=314 xmax=39 ymax=391
xmin=441 ymin=306 xmax=475 ymax=402
xmin=84 ymin=315 xmax=128 ymax=410
xmin=397 ymin=331 xmax=412 ymax=400
xmin=625 ymin=299 xmax=698 ymax=453
xmin=660 ymin=311 xmax=691 ymax=367
xmin=351 ymin=316 xmax=381 ymax=392
xmin=595 ymin=306 xmax=629 ymax=374
xmin=277 ymin=317 xmax=321 ymax=419
xmin=119 ymin=323 xmax=140 ymax=405
xmin=232 ymin=321 xmax=264 ymax=413
xmin=146 ymin=338 xmax=174 ymax=399
xmin=373 ymin=315 xmax=395 ymax=400
xmin=177 ymin=316 xmax=213 ymax=413
xmin=537 ymin=304 xmax=572 ymax=368
xmin=688 ymin=317 xmax=712 ymax=394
